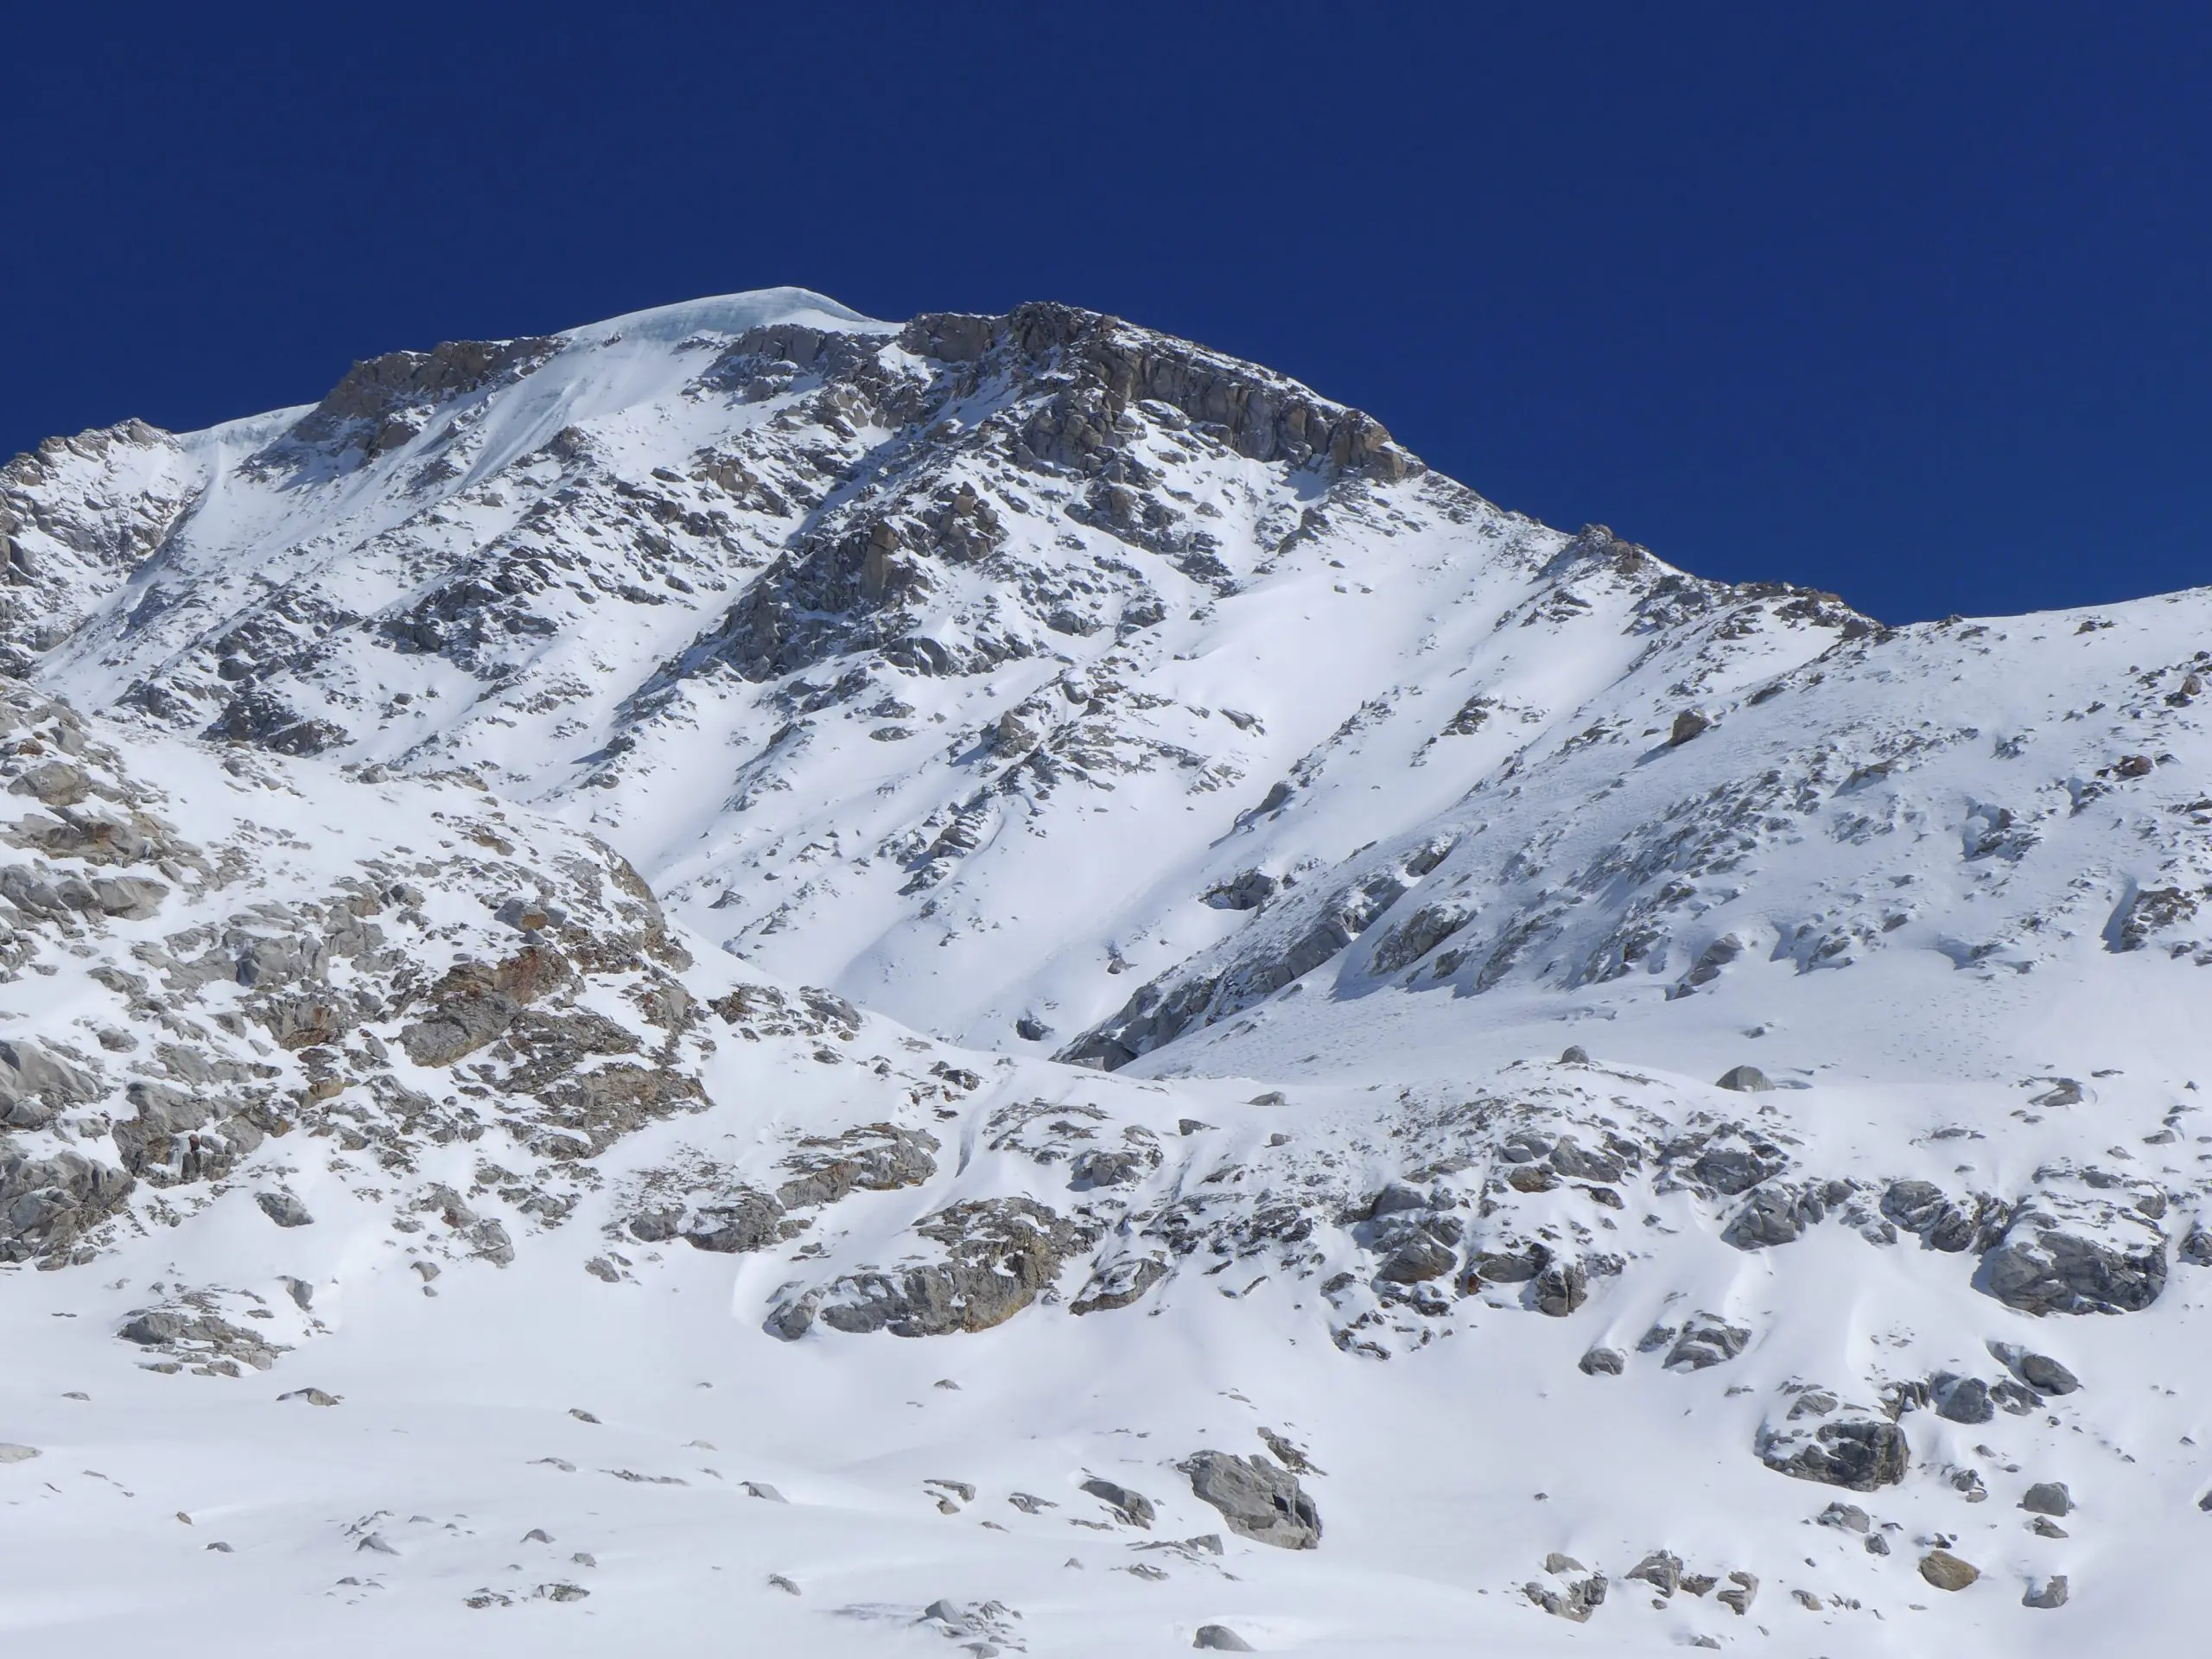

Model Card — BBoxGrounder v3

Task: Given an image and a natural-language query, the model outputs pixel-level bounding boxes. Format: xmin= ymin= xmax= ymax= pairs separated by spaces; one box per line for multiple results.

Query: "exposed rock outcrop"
xmin=1180 ymin=1451 xmax=1321 ymax=1549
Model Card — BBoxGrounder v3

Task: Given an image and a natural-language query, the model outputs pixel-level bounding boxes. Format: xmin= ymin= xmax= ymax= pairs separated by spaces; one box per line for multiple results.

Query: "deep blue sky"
xmin=5 ymin=3 xmax=2206 ymax=623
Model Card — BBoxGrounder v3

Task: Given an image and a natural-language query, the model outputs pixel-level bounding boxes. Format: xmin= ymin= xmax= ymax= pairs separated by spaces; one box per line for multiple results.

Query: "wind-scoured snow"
xmin=0 ymin=290 xmax=2204 ymax=1654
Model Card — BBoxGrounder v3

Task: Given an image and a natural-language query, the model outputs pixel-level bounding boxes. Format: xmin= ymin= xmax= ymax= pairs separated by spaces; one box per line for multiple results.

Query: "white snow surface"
xmin=0 ymin=289 xmax=2206 ymax=1653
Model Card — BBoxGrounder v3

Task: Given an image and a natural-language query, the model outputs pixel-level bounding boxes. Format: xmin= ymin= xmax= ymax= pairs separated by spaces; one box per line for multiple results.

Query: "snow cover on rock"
xmin=2 ymin=290 xmax=2208 ymax=1654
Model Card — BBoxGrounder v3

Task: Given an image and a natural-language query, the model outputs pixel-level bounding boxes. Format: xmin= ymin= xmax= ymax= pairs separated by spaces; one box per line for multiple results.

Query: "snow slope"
xmin=3 ymin=292 xmax=2209 ymax=1654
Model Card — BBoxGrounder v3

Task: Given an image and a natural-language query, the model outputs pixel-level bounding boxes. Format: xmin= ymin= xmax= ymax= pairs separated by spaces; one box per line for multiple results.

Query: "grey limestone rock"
xmin=1 ymin=1143 xmax=134 ymax=1262
xmin=1687 ymin=1135 xmax=1789 ymax=1195
xmin=1817 ymin=1502 xmax=1870 ymax=1532
xmin=1578 ymin=1345 xmax=1625 ymax=1376
xmin=1882 ymin=1179 xmax=1981 ymax=1252
xmin=256 ymin=1191 xmax=315 ymax=1228
xmin=2023 ymin=1574 xmax=2069 ymax=1609
xmin=682 ymin=1190 xmax=784 ymax=1254
xmin=1376 ymin=1232 xmax=1458 ymax=1284
xmin=1669 ymin=708 xmax=1711 ymax=746
xmin=1980 ymin=1201 xmax=2166 ymax=1314
xmin=1991 ymin=1344 xmax=2081 ymax=1395
xmin=785 ymin=1198 xmax=1093 ymax=1338
xmin=2020 ymin=1481 xmax=2073 ymax=1516
xmin=1068 ymin=1146 xmax=1151 ymax=1189
xmin=1934 ymin=1375 xmax=1994 ymax=1424
xmin=469 ymin=1217 xmax=515 ymax=1266
xmin=1626 ymin=1550 xmax=1681 ymax=1594
xmin=1469 ymin=1245 xmax=1546 ymax=1284
xmin=1203 ymin=869 xmax=1278 ymax=912
xmin=1665 ymin=1315 xmax=1750 ymax=1370
xmin=761 ymin=1293 xmax=821 ymax=1341
xmin=1180 ymin=1450 xmax=1320 ymax=1549
xmin=9 ymin=759 xmax=92 ymax=805
xmin=1192 ymin=1625 xmax=1254 ymax=1651
xmin=2020 ymin=1352 xmax=2080 ymax=1392
xmin=775 ymin=1122 xmax=939 ymax=1209
xmin=1714 ymin=1064 xmax=1772 ymax=1092
xmin=1368 ymin=899 xmax=1472 ymax=975
xmin=1527 ymin=1573 xmax=1608 ymax=1622
xmin=92 ymin=874 xmax=168 ymax=918
xmin=1071 ymin=1255 xmax=1169 ymax=1315
xmin=1080 ymin=1478 xmax=1154 ymax=1528
xmin=0 ymin=1039 xmax=99 ymax=1129
xmin=1368 ymin=1180 xmax=1428 ymax=1218
xmin=1533 ymin=1259 xmax=1588 ymax=1317
xmin=1723 ymin=1185 xmax=1814 ymax=1250
xmin=1548 ymin=1135 xmax=1624 ymax=1182
xmin=1759 ymin=1414 xmax=1910 ymax=1491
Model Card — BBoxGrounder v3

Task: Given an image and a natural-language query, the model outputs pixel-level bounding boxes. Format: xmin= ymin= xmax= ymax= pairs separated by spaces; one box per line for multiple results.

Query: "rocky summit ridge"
xmin=0 ymin=289 xmax=2206 ymax=1655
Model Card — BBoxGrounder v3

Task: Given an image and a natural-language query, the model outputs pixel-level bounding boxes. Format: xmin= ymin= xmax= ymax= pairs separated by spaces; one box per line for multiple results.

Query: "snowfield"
xmin=1 ymin=289 xmax=2208 ymax=1654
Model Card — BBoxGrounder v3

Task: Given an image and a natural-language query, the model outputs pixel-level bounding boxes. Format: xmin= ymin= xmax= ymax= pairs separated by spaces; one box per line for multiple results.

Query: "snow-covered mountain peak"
xmin=552 ymin=285 xmax=891 ymax=346
xmin=1 ymin=293 xmax=2207 ymax=1655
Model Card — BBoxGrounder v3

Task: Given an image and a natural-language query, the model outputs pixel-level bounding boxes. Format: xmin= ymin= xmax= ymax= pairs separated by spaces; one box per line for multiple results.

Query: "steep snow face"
xmin=4 ymin=292 xmax=1879 ymax=1058
xmin=3 ymin=294 xmax=2212 ymax=1656
xmin=1089 ymin=597 xmax=2212 ymax=1090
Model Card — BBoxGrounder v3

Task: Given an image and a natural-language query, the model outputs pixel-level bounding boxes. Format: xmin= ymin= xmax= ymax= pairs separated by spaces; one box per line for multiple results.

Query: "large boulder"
xmin=1980 ymin=1198 xmax=2166 ymax=1314
xmin=1192 ymin=1626 xmax=1254 ymax=1652
xmin=1376 ymin=1233 xmax=1458 ymax=1283
xmin=1995 ymin=1348 xmax=2080 ymax=1395
xmin=1723 ymin=1185 xmax=1815 ymax=1249
xmin=774 ymin=1198 xmax=1093 ymax=1338
xmin=1758 ymin=1414 xmax=1910 ymax=1491
xmin=1180 ymin=1451 xmax=1321 ymax=1549
xmin=1071 ymin=1254 xmax=1169 ymax=1314
xmin=0 ymin=1145 xmax=134 ymax=1263
xmin=1917 ymin=1549 xmax=1979 ymax=1592
xmin=1526 ymin=1571 xmax=1608 ymax=1622
xmin=1665 ymin=1315 xmax=1750 ymax=1370
xmin=1533 ymin=1259 xmax=1588 ymax=1317
xmin=1078 ymin=1478 xmax=1154 ymax=1527
xmin=1683 ymin=1132 xmax=1789 ymax=1195
xmin=1932 ymin=1375 xmax=1993 ymax=1424
xmin=2020 ymin=1481 xmax=2073 ymax=1516
xmin=255 ymin=1191 xmax=315 ymax=1229
xmin=0 ymin=1039 xmax=99 ymax=1130
xmin=1882 ymin=1179 xmax=1982 ymax=1252
xmin=682 ymin=1190 xmax=783 ymax=1254
xmin=775 ymin=1123 xmax=939 ymax=1208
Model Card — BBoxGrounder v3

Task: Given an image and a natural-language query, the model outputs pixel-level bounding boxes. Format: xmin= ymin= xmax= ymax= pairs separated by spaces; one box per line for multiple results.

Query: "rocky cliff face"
xmin=0 ymin=290 xmax=2204 ymax=1656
